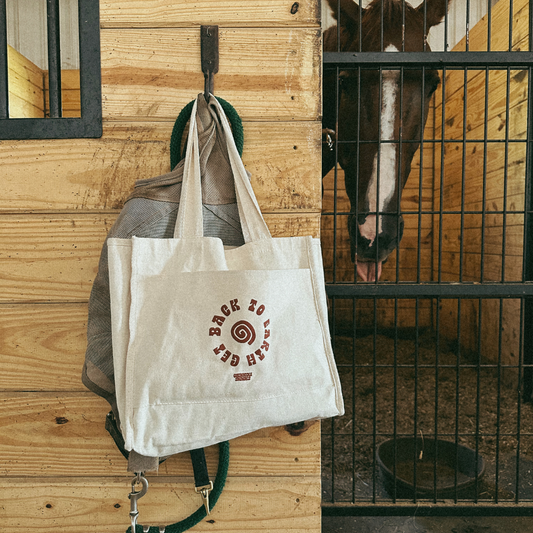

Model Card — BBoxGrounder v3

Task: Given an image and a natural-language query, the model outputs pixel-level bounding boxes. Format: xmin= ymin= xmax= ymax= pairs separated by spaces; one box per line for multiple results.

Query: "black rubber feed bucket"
xmin=377 ymin=437 xmax=486 ymax=498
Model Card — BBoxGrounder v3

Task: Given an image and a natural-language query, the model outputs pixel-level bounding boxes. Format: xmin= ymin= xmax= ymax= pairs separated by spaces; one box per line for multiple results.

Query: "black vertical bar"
xmin=397 ymin=66 xmax=404 ymax=283
xmin=459 ymin=67 xmax=468 ymax=283
xmin=509 ymin=0 xmax=514 ymax=52
xmin=474 ymin=298 xmax=482 ymax=502
xmin=380 ymin=0 xmax=384 ymax=52
xmin=495 ymin=299 xmax=503 ymax=503
xmin=358 ymin=1 xmax=362 ymax=53
xmin=438 ymin=67 xmax=447 ymax=283
xmin=502 ymin=66 xmax=511 ymax=282
xmin=454 ymin=299 xmax=462 ymax=503
xmin=443 ymin=0 xmax=449 ymax=51
xmin=47 ymin=0 xmax=62 ymax=118
xmin=0 ymin=0 xmax=8 ymax=118
xmin=481 ymin=68 xmax=489 ymax=282
xmin=401 ymin=0 xmax=406 ymax=52
xmin=417 ymin=66 xmax=426 ymax=284
xmin=372 ymin=297 xmax=378 ymax=503
xmin=330 ymin=297 xmax=337 ymax=502
xmin=333 ymin=65 xmax=340 ymax=284
xmin=336 ymin=0 xmax=340 ymax=52
xmin=392 ymin=297 xmax=399 ymax=503
xmin=354 ymin=65 xmax=362 ymax=283
xmin=516 ymin=298 xmax=524 ymax=502
xmin=433 ymin=298 xmax=441 ymax=503
xmin=487 ymin=0 xmax=492 ymax=52
xmin=413 ymin=297 xmax=421 ymax=503
xmin=352 ymin=297 xmax=357 ymax=503
xmin=522 ymin=3 xmax=533 ymax=400
xmin=422 ymin=0 xmax=427 ymax=52
xmin=466 ymin=0 xmax=471 ymax=52
xmin=375 ymin=66 xmax=383 ymax=284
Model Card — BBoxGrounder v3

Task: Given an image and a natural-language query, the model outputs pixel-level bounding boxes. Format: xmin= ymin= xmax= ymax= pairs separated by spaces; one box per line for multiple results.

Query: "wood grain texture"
xmin=44 ymin=70 xmax=81 ymax=118
xmin=0 ymin=304 xmax=87 ymax=391
xmin=451 ymin=0 xmax=528 ymax=53
xmin=0 ymin=476 xmax=321 ymax=532
xmin=0 ymin=393 xmax=320 ymax=477
xmin=7 ymin=45 xmax=44 ymax=119
xmin=100 ymin=28 xmax=321 ymax=121
xmin=430 ymin=0 xmax=528 ymax=365
xmin=100 ymin=0 xmax=320 ymax=28
xmin=0 ymin=121 xmax=321 ymax=212
xmin=0 ymin=214 xmax=320 ymax=303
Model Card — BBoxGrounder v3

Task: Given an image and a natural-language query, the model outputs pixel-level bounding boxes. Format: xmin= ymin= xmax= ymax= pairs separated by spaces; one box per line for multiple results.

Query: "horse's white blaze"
xmin=358 ymin=44 xmax=400 ymax=245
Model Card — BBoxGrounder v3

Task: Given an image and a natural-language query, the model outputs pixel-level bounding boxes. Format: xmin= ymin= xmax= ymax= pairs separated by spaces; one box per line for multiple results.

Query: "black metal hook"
xmin=201 ymin=25 xmax=219 ymax=100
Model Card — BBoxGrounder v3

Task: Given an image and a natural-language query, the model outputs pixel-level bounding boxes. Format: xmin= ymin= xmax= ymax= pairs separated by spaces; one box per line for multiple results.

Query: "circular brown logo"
xmin=208 ymin=298 xmax=271 ymax=377
xmin=231 ymin=320 xmax=256 ymax=345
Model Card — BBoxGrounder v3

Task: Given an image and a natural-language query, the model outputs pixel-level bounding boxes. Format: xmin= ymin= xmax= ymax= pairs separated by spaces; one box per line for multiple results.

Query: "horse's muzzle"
xmin=348 ymin=214 xmax=405 ymax=271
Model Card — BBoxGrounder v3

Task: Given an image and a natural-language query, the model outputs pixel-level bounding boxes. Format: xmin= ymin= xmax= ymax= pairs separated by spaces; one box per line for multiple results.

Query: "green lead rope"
xmin=126 ymin=441 xmax=230 ymax=533
xmin=169 ymin=96 xmax=244 ymax=170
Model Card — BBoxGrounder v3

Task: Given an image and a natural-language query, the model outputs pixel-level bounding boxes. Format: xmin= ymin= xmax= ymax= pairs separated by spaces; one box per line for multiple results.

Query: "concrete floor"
xmin=322 ymin=516 xmax=533 ymax=532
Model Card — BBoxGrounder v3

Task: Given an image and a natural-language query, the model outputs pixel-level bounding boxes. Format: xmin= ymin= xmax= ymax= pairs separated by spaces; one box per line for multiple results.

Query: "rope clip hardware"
xmin=195 ymin=481 xmax=214 ymax=515
xmin=129 ymin=472 xmax=148 ymax=532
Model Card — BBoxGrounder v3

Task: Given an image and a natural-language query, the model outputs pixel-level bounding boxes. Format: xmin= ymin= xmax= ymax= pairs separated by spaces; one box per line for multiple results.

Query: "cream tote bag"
xmin=108 ymin=96 xmax=344 ymax=457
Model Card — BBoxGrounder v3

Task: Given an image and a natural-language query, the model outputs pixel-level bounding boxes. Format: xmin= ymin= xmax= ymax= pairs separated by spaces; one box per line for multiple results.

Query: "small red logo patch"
xmin=234 ymin=373 xmax=253 ymax=381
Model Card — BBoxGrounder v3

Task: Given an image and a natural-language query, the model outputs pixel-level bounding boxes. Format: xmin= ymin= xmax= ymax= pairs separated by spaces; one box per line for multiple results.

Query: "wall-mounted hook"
xmin=201 ymin=25 xmax=219 ymax=100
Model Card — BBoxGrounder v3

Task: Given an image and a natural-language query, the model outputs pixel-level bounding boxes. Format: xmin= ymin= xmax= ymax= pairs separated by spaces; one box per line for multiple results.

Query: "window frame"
xmin=0 ymin=0 xmax=102 ymax=140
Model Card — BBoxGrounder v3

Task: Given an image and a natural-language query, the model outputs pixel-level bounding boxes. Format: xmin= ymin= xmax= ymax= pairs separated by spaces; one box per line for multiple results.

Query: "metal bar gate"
xmin=322 ymin=0 xmax=533 ymax=516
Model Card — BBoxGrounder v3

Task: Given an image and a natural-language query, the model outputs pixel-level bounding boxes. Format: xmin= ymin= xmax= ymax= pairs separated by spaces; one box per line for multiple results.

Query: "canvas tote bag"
xmin=108 ymin=96 xmax=344 ymax=458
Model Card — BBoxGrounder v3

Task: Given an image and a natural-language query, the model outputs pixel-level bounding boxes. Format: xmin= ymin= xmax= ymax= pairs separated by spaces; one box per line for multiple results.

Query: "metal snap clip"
xmin=128 ymin=472 xmax=149 ymax=532
xmin=195 ymin=481 xmax=214 ymax=515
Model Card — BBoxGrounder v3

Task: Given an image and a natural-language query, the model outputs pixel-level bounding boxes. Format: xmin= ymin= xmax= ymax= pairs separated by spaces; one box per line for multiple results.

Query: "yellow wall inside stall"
xmin=433 ymin=0 xmax=529 ymax=366
xmin=0 ymin=1 xmax=323 ymax=530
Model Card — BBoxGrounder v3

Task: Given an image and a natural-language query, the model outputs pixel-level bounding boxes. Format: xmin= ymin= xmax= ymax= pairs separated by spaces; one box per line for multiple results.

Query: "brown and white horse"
xmin=323 ymin=0 xmax=450 ymax=281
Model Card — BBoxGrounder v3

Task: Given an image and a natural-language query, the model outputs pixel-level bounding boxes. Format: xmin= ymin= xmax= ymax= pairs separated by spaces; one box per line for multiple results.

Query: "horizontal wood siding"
xmin=432 ymin=0 xmax=528 ymax=366
xmin=0 ymin=1 xmax=322 ymax=530
xmin=7 ymin=45 xmax=45 ymax=119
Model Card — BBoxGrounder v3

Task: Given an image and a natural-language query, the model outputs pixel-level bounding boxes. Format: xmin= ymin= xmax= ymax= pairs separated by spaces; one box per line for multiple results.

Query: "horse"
xmin=322 ymin=0 xmax=451 ymax=281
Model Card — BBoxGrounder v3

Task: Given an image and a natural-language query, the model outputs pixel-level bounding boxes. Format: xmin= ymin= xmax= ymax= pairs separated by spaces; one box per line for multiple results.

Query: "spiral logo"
xmin=231 ymin=320 xmax=256 ymax=345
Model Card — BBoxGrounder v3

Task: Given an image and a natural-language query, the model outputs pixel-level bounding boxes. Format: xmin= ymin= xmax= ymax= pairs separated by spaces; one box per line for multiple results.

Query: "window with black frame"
xmin=0 ymin=0 xmax=101 ymax=139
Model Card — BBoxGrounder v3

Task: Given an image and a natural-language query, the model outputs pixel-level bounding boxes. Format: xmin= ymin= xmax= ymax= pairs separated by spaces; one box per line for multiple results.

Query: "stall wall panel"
xmin=0 ymin=1 xmax=322 ymax=530
xmin=100 ymin=0 xmax=320 ymax=28
xmin=432 ymin=0 xmax=528 ymax=367
xmin=0 ymin=477 xmax=320 ymax=532
xmin=7 ymin=44 xmax=45 ymax=118
xmin=0 ymin=122 xmax=321 ymax=211
xmin=100 ymin=28 xmax=321 ymax=121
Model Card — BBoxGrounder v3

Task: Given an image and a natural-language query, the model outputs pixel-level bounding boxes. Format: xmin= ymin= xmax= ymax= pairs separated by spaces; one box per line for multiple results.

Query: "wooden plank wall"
xmin=0 ymin=1 xmax=323 ymax=531
xmin=44 ymin=70 xmax=81 ymax=118
xmin=7 ymin=44 xmax=45 ymax=118
xmin=433 ymin=0 xmax=528 ymax=366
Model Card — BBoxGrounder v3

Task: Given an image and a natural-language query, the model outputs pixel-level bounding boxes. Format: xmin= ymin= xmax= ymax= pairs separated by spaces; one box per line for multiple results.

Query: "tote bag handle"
xmin=174 ymin=96 xmax=271 ymax=243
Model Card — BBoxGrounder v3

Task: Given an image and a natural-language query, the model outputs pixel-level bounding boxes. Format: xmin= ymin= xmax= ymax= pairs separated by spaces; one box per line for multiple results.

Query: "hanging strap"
xmin=174 ymin=99 xmax=203 ymax=239
xmin=106 ymin=412 xmax=229 ymax=532
xmin=126 ymin=441 xmax=230 ymax=533
xmin=211 ymin=96 xmax=271 ymax=243
xmin=173 ymin=94 xmax=271 ymax=243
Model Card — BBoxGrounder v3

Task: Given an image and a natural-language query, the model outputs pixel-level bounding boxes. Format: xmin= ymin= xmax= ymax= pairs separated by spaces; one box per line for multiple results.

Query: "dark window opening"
xmin=0 ymin=0 xmax=102 ymax=139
